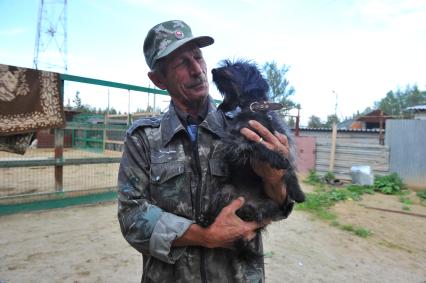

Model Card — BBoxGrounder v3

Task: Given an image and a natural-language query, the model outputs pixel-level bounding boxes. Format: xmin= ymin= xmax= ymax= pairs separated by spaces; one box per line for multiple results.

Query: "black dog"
xmin=205 ymin=59 xmax=305 ymax=258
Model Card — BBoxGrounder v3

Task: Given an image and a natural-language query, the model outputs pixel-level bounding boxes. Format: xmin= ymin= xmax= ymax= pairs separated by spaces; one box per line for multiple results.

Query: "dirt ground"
xmin=0 ymin=186 xmax=425 ymax=283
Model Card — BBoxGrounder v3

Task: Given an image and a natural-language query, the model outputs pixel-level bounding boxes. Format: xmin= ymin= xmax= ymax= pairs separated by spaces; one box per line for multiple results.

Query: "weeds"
xmin=304 ymin=170 xmax=322 ymax=185
xmin=417 ymin=190 xmax=426 ymax=205
xmin=296 ymin=185 xmax=373 ymax=237
xmin=373 ymin=173 xmax=406 ymax=194
xmin=354 ymin=227 xmax=373 ymax=238
xmin=299 ymin=171 xmax=424 ymax=238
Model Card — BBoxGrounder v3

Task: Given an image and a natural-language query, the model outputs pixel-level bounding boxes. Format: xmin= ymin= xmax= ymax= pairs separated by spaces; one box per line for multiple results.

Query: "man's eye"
xmin=172 ymin=60 xmax=185 ymax=69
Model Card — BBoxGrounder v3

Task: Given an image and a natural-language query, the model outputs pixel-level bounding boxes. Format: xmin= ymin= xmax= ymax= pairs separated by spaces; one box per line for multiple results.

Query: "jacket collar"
xmin=161 ymin=97 xmax=226 ymax=147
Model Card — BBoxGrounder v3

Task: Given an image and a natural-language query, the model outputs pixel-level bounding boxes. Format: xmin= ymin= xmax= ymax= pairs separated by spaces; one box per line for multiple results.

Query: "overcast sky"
xmin=1 ymin=0 xmax=425 ymax=125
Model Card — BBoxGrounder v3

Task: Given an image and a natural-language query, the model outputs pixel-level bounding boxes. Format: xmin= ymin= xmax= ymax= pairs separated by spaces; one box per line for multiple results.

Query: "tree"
xmin=324 ymin=114 xmax=340 ymax=128
xmin=73 ymin=91 xmax=82 ymax=109
xmin=375 ymin=85 xmax=426 ymax=115
xmin=287 ymin=116 xmax=295 ymax=128
xmin=308 ymin=115 xmax=323 ymax=128
xmin=262 ymin=61 xmax=296 ymax=112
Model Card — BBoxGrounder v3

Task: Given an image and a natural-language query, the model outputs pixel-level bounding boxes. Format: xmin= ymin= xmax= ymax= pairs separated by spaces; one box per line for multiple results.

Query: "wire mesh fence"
xmin=0 ymin=73 xmax=168 ymax=206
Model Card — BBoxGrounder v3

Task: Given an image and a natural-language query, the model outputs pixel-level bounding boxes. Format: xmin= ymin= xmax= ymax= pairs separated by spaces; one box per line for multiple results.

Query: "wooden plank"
xmin=54 ymin=129 xmax=64 ymax=192
xmin=316 ymin=141 xmax=389 ymax=149
xmin=328 ymin=124 xmax=337 ymax=172
xmin=0 ymin=157 xmax=122 ymax=168
xmin=106 ymin=140 xmax=124 ymax=145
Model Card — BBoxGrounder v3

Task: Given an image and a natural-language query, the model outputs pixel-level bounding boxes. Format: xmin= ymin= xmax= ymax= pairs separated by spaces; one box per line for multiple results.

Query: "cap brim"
xmin=155 ymin=35 xmax=214 ymax=63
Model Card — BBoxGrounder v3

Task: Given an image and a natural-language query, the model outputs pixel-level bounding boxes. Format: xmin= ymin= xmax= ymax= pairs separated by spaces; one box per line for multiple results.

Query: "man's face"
xmin=161 ymin=43 xmax=209 ymax=108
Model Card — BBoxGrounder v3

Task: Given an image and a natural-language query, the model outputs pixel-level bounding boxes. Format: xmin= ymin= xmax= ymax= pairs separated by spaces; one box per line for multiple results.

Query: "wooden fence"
xmin=315 ymin=141 xmax=390 ymax=180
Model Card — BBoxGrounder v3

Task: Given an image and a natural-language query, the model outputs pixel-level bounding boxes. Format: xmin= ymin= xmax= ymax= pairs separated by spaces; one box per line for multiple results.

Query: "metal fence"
xmin=315 ymin=141 xmax=390 ymax=180
xmin=0 ymin=74 xmax=168 ymax=209
xmin=385 ymin=119 xmax=426 ymax=189
xmin=302 ymin=128 xmax=390 ymax=180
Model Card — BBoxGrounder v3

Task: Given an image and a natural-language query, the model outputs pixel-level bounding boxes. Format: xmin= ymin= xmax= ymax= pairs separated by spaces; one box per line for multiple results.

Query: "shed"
xmin=356 ymin=109 xmax=392 ymax=129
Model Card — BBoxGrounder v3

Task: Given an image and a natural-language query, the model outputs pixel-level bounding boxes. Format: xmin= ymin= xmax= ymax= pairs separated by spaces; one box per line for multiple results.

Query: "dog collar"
xmin=248 ymin=101 xmax=284 ymax=112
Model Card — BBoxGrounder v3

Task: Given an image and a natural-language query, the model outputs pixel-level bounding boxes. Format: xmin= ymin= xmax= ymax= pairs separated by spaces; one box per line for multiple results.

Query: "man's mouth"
xmin=186 ymin=76 xmax=207 ymax=89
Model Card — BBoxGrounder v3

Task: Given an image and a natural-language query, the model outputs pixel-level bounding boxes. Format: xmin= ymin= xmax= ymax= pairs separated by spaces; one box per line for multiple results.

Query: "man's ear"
xmin=148 ymin=71 xmax=167 ymax=90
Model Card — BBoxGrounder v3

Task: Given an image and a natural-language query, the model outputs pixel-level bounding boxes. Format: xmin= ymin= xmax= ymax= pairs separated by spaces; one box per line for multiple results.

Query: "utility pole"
xmin=332 ymin=90 xmax=338 ymax=117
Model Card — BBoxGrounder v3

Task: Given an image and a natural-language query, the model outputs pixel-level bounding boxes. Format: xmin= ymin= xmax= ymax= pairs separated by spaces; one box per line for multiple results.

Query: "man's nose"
xmin=189 ymin=59 xmax=203 ymax=76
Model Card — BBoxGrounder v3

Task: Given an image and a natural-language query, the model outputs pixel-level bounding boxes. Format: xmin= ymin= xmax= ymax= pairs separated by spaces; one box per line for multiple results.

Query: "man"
xmin=118 ymin=20 xmax=294 ymax=282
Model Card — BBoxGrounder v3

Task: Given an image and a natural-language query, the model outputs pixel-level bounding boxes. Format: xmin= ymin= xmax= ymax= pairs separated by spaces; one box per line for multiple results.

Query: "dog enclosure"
xmin=0 ymin=74 xmax=168 ymax=214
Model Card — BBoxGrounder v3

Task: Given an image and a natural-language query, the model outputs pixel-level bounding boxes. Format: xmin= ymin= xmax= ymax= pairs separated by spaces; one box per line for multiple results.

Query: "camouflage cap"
xmin=143 ymin=20 xmax=214 ymax=70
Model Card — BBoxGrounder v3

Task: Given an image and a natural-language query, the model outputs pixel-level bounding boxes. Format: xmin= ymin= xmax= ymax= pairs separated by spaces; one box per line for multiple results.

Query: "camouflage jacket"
xmin=117 ymin=100 xmax=291 ymax=282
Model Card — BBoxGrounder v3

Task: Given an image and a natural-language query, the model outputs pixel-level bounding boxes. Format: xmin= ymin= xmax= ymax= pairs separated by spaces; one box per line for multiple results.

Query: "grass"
xmin=298 ymin=171 xmax=425 ymax=238
xmin=296 ymin=184 xmax=374 ymax=238
xmin=417 ymin=189 xmax=426 ymax=205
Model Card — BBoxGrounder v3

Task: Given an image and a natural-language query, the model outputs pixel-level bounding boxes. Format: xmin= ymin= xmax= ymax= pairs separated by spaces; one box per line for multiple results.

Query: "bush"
xmin=373 ymin=173 xmax=406 ymax=194
xmin=417 ymin=190 xmax=426 ymax=201
xmin=304 ymin=170 xmax=322 ymax=185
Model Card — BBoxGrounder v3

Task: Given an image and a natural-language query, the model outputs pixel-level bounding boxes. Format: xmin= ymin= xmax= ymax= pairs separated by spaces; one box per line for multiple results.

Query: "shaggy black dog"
xmin=205 ymin=59 xmax=305 ymax=258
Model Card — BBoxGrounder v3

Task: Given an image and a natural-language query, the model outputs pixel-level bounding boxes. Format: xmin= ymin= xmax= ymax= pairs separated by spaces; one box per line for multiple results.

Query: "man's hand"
xmin=240 ymin=120 xmax=289 ymax=205
xmin=204 ymin=197 xmax=267 ymax=248
xmin=173 ymin=197 xmax=267 ymax=249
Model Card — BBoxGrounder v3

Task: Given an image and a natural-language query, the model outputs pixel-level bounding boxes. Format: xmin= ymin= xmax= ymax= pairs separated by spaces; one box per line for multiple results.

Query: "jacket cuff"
xmin=149 ymin=212 xmax=194 ymax=264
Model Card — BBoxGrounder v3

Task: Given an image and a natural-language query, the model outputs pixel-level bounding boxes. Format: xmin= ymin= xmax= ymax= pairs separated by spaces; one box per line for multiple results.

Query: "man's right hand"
xmin=173 ymin=197 xmax=268 ymax=249
xmin=204 ymin=197 xmax=267 ymax=248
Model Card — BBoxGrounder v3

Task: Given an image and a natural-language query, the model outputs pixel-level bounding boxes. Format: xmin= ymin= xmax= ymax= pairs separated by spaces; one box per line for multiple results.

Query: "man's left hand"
xmin=240 ymin=120 xmax=289 ymax=205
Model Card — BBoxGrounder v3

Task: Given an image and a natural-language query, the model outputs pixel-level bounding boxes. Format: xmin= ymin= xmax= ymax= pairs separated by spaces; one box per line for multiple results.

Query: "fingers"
xmin=274 ymin=131 xmax=289 ymax=148
xmin=240 ymin=127 xmax=264 ymax=143
xmin=274 ymin=132 xmax=289 ymax=157
xmin=247 ymin=120 xmax=278 ymax=145
xmin=225 ymin=197 xmax=245 ymax=213
xmin=240 ymin=120 xmax=289 ymax=157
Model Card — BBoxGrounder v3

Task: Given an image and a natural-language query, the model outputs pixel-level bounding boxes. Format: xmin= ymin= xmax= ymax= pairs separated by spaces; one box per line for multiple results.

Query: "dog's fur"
xmin=204 ymin=59 xmax=305 ymax=259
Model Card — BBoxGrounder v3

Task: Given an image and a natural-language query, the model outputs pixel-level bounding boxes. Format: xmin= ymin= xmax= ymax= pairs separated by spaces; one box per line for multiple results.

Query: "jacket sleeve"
xmin=117 ymin=127 xmax=193 ymax=264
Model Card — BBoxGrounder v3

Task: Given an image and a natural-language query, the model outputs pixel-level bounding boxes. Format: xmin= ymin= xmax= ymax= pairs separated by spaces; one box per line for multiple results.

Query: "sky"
xmin=1 ymin=0 xmax=426 ymax=125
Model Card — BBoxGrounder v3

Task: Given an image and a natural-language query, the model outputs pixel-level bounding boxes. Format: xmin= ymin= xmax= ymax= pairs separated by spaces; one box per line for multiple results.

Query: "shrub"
xmin=354 ymin=227 xmax=372 ymax=238
xmin=417 ymin=190 xmax=426 ymax=201
xmin=373 ymin=173 xmax=406 ymax=195
xmin=304 ymin=170 xmax=322 ymax=185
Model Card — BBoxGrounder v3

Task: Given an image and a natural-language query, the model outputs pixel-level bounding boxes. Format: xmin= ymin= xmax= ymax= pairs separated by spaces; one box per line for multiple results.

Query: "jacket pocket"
xmin=150 ymin=161 xmax=192 ymax=217
xmin=209 ymin=159 xmax=230 ymax=187
xmin=209 ymin=158 xmax=229 ymax=178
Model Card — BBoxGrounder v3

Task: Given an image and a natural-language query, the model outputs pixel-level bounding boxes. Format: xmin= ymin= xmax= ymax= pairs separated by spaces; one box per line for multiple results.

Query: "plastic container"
xmin=350 ymin=165 xmax=374 ymax=185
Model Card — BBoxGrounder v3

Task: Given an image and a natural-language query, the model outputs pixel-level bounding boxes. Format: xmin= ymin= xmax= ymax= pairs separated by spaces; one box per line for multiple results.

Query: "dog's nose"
xmin=211 ymin=68 xmax=217 ymax=75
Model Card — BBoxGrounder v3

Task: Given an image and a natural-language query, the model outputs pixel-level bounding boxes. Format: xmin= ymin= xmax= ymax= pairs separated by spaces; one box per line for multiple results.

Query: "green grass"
xmin=298 ymin=171 xmax=426 ymax=238
xmin=296 ymin=185 xmax=374 ymax=238
xmin=354 ymin=227 xmax=372 ymax=238
xmin=417 ymin=190 xmax=426 ymax=205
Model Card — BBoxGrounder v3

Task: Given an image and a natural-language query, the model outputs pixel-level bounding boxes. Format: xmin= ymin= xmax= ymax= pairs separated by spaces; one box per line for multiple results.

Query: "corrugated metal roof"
xmin=298 ymin=127 xmax=381 ymax=133
xmin=406 ymin=105 xmax=426 ymax=111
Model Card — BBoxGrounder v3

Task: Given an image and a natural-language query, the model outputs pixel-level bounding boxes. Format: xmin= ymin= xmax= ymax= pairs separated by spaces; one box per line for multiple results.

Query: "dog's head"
xmin=212 ymin=59 xmax=270 ymax=112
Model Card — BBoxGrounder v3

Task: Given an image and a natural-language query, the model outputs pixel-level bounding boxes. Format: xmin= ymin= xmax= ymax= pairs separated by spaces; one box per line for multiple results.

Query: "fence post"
xmin=54 ymin=128 xmax=64 ymax=192
xmin=328 ymin=123 xmax=337 ymax=172
xmin=295 ymin=108 xmax=300 ymax=137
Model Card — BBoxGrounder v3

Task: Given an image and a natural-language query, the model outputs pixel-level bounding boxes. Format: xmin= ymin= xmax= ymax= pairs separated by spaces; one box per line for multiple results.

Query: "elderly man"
xmin=118 ymin=20 xmax=294 ymax=282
